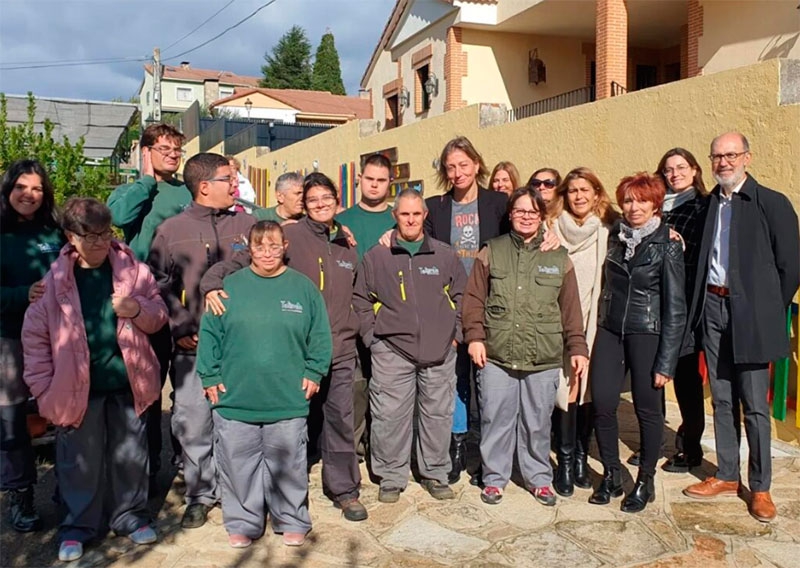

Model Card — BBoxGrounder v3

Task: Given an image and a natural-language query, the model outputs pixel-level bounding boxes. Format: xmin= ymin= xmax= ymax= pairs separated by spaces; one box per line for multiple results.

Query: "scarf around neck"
xmin=618 ymin=216 xmax=661 ymax=261
xmin=556 ymin=211 xmax=601 ymax=254
xmin=662 ymin=187 xmax=697 ymax=213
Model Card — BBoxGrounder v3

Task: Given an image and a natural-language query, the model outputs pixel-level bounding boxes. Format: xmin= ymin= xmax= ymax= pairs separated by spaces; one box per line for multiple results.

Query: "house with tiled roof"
xmin=138 ymin=61 xmax=261 ymax=125
xmin=208 ymin=87 xmax=372 ymax=125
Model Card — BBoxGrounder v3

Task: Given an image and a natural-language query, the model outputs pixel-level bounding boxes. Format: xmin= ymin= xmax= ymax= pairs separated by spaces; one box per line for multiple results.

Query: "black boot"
xmin=447 ymin=433 xmax=467 ymax=484
xmin=621 ymin=470 xmax=656 ymax=513
xmin=588 ymin=468 xmax=623 ymax=505
xmin=8 ymin=486 xmax=42 ymax=533
xmin=574 ymin=403 xmax=593 ymax=489
xmin=553 ymin=405 xmax=576 ymax=497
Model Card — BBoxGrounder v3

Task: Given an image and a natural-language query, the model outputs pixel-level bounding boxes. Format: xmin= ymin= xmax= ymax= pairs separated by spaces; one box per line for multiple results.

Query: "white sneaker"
xmin=58 ymin=541 xmax=83 ymax=562
xmin=129 ymin=525 xmax=157 ymax=545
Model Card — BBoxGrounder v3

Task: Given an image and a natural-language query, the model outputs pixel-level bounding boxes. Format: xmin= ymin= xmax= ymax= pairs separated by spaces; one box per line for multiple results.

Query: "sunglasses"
xmin=529 ymin=178 xmax=557 ymax=189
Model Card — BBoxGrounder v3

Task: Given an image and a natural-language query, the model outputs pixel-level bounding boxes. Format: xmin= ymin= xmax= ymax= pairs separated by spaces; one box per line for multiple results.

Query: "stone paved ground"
xmin=2 ymin=396 xmax=799 ymax=567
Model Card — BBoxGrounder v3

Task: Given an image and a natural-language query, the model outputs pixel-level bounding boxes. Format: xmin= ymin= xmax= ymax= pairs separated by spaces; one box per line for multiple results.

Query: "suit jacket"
xmin=684 ymin=174 xmax=799 ymax=363
xmin=424 ymin=187 xmax=509 ymax=245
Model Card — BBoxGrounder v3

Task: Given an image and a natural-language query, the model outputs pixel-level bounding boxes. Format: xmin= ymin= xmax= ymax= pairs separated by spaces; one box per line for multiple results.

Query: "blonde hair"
xmin=436 ymin=136 xmax=489 ymax=190
xmin=548 ymin=167 xmax=619 ymax=226
xmin=490 ymin=161 xmax=520 ymax=190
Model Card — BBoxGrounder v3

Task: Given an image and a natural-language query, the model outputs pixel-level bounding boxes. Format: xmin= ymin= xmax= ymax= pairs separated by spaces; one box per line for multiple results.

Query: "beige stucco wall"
xmin=365 ymin=50 xmax=399 ymax=128
xmin=396 ymin=16 xmax=450 ymax=125
xmin=461 ymin=29 xmax=587 ymax=110
xmin=700 ymin=0 xmax=800 ymax=75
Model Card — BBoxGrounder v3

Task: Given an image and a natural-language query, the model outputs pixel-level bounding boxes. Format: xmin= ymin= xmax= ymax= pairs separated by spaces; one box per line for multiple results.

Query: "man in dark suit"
xmin=683 ymin=132 xmax=799 ymax=523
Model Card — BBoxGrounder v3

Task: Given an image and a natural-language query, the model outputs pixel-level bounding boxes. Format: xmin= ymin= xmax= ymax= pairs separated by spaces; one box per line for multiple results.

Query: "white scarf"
xmin=662 ymin=187 xmax=697 ymax=213
xmin=555 ymin=211 xmax=601 ymax=254
xmin=619 ymin=216 xmax=661 ymax=261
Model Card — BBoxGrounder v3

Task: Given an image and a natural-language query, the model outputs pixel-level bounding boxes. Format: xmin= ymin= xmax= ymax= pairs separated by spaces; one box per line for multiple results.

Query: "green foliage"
xmin=312 ymin=31 xmax=346 ymax=95
xmin=0 ymin=92 xmax=112 ymax=204
xmin=260 ymin=25 xmax=313 ymax=90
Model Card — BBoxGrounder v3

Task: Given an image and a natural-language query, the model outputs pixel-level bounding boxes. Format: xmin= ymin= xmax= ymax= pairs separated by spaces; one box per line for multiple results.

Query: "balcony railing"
xmin=611 ymin=81 xmax=628 ymax=97
xmin=507 ymin=85 xmax=595 ymax=122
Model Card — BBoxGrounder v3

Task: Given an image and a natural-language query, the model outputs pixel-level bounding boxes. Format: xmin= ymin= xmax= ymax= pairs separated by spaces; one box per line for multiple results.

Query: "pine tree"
xmin=260 ymin=26 xmax=313 ymax=90
xmin=312 ymin=31 xmax=346 ymax=95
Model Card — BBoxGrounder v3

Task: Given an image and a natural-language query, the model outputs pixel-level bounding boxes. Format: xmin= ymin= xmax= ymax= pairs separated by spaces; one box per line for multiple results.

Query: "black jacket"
xmin=598 ymin=221 xmax=686 ymax=378
xmin=424 ymin=187 xmax=509 ymax=245
xmin=684 ymin=175 xmax=799 ymax=363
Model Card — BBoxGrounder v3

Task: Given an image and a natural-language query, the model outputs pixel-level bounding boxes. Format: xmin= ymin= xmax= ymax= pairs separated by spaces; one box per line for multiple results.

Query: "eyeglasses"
xmin=207 ymin=176 xmax=233 ymax=185
xmin=74 ymin=230 xmax=114 ymax=244
xmin=305 ymin=194 xmax=336 ymax=207
xmin=709 ymin=151 xmax=747 ymax=164
xmin=529 ymin=178 xmax=557 ymax=189
xmin=251 ymin=244 xmax=284 ymax=257
xmin=149 ymin=145 xmax=185 ymax=157
xmin=510 ymin=208 xmax=540 ymax=219
xmin=662 ymin=164 xmax=692 ymax=176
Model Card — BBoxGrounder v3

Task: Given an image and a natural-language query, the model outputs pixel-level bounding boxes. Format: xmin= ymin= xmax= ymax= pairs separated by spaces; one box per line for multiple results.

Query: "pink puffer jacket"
xmin=21 ymin=240 xmax=167 ymax=427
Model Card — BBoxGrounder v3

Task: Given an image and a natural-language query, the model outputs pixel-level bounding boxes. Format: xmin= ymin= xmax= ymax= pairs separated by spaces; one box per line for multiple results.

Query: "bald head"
xmin=711 ymin=132 xmax=750 ymax=154
xmin=710 ymin=131 xmax=751 ymax=193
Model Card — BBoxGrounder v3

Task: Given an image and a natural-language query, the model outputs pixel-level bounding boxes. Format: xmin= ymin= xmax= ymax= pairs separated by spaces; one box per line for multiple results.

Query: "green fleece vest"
xmin=484 ymin=233 xmax=569 ymax=372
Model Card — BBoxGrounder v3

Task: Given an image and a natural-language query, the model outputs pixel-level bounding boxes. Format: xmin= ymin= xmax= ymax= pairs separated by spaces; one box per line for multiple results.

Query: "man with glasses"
xmin=682 ymin=132 xmax=799 ymax=523
xmin=108 ymin=123 xmax=190 ymax=491
xmin=148 ymin=153 xmax=256 ymax=529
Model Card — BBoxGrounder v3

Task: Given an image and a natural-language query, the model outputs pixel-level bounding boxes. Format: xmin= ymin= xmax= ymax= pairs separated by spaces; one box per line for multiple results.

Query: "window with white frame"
xmin=219 ymin=87 xmax=234 ymax=99
xmin=176 ymin=87 xmax=193 ymax=102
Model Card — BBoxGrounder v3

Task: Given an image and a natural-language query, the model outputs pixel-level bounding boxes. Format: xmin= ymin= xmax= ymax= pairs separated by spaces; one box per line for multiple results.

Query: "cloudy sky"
xmin=0 ymin=0 xmax=395 ymax=101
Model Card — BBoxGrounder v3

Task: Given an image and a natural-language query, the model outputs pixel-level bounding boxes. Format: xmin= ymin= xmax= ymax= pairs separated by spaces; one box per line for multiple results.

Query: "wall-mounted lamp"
xmin=424 ymin=73 xmax=439 ymax=97
xmin=528 ymin=49 xmax=546 ymax=85
xmin=398 ymin=87 xmax=411 ymax=109
xmin=244 ymin=98 xmax=253 ymax=120
xmin=312 ymin=160 xmax=320 ymax=171
xmin=282 ymin=161 xmax=288 ymax=173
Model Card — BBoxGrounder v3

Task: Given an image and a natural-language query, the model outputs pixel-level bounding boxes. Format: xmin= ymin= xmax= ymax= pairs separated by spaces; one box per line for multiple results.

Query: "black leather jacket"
xmin=597 ymin=221 xmax=686 ymax=378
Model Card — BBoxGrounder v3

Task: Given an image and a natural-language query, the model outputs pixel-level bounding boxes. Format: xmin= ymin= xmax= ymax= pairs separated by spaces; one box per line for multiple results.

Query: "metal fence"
xmin=199 ymin=118 xmax=335 ymax=154
xmin=611 ymin=81 xmax=628 ymax=97
xmin=508 ymin=85 xmax=596 ymax=122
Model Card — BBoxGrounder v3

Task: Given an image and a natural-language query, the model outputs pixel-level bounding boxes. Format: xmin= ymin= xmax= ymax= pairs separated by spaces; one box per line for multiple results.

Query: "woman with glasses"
xmin=589 ymin=173 xmax=686 ymax=513
xmin=198 ymin=221 xmax=332 ymax=548
xmin=462 ymin=187 xmax=589 ymax=507
xmin=0 ymin=159 xmax=64 ymax=534
xmin=655 ymin=148 xmax=708 ymax=473
xmin=489 ymin=162 xmax=520 ymax=196
xmin=527 ymin=168 xmax=562 ymax=205
xmin=547 ymin=167 xmax=619 ymax=497
xmin=22 ymin=198 xmax=167 ymax=562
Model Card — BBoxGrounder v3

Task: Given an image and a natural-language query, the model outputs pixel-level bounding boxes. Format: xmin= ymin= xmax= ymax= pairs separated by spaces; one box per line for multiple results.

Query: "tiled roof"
xmin=211 ymin=88 xmax=372 ymax=120
xmin=143 ymin=64 xmax=260 ymax=87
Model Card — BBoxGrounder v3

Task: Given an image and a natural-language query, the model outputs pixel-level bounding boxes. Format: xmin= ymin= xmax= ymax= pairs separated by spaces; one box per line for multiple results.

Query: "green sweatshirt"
xmin=252 ymin=205 xmax=287 ymax=223
xmin=197 ymin=267 xmax=333 ymax=424
xmin=336 ymin=204 xmax=395 ymax=260
xmin=107 ymin=175 xmax=191 ymax=260
xmin=0 ymin=224 xmax=64 ymax=339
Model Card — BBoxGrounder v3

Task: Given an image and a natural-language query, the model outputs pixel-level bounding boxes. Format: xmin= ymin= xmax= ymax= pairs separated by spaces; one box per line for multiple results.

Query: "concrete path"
xmin=2 ymin=395 xmax=799 ymax=567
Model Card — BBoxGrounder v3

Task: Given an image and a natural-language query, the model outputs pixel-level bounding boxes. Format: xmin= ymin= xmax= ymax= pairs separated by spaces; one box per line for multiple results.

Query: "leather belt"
xmin=707 ymin=284 xmax=730 ymax=297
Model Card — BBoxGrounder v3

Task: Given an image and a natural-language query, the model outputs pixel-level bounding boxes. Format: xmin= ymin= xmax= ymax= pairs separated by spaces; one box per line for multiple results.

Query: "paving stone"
xmin=671 ymin=501 xmax=773 ymax=537
xmin=380 ymin=515 xmax=490 ymax=561
xmin=731 ymin=544 xmax=778 ymax=568
xmin=300 ymin=521 xmax=387 ymax=565
xmin=635 ymin=535 xmax=729 ymax=568
xmin=641 ymin=518 xmax=690 ymax=554
xmin=416 ymin=500 xmax=493 ymax=533
xmin=747 ymin=540 xmax=800 ymax=568
xmin=474 ymin=528 xmax=601 ymax=568
xmin=557 ymin=520 xmax=668 ymax=565
xmin=478 ymin=485 xmax=556 ymax=530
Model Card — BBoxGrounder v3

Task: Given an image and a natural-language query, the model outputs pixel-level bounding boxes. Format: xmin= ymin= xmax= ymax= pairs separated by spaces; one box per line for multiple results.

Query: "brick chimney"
xmin=203 ymin=79 xmax=220 ymax=107
xmin=180 ymin=61 xmax=191 ymax=69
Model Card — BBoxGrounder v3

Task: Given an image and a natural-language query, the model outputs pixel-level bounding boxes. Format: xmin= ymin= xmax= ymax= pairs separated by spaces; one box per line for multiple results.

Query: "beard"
xmin=713 ymin=171 xmax=744 ymax=192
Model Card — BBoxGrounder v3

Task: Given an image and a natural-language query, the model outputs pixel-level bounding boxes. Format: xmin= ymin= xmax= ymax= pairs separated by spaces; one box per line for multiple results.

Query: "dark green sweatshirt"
xmin=107 ymin=175 xmax=191 ymax=261
xmin=197 ymin=267 xmax=333 ymax=424
xmin=0 ymin=224 xmax=64 ymax=338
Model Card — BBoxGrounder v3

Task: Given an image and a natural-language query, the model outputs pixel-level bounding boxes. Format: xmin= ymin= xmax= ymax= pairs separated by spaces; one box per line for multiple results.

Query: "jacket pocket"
xmin=534 ymin=274 xmax=562 ymax=306
xmin=534 ymin=321 xmax=564 ymax=366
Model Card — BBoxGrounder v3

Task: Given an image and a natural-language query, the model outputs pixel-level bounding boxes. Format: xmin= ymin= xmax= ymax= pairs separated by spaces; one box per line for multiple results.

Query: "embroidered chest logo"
xmin=418 ymin=266 xmax=440 ymax=276
xmin=280 ymin=300 xmax=304 ymax=314
xmin=337 ymin=260 xmax=354 ymax=270
xmin=537 ymin=265 xmax=560 ymax=275
xmin=37 ymin=243 xmax=61 ymax=253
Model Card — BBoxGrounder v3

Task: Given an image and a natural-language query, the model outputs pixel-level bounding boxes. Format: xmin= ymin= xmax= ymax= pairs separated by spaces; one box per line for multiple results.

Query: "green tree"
xmin=260 ymin=25 xmax=313 ymax=90
xmin=312 ymin=31 xmax=346 ymax=95
xmin=0 ymin=92 xmax=110 ymax=203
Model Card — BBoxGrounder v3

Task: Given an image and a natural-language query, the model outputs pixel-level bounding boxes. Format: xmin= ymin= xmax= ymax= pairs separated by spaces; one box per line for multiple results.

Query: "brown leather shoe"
xmin=683 ymin=477 xmax=740 ymax=499
xmin=749 ymin=491 xmax=777 ymax=522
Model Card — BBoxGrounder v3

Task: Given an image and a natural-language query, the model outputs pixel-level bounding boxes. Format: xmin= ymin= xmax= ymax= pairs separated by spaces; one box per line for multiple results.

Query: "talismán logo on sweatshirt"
xmin=280 ymin=300 xmax=304 ymax=314
xmin=418 ymin=266 xmax=440 ymax=276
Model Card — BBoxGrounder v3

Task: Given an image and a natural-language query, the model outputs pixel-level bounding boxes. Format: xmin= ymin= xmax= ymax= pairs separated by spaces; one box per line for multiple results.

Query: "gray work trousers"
xmin=703 ymin=292 xmax=772 ymax=491
xmin=56 ymin=390 xmax=150 ymax=542
xmin=213 ymin=413 xmax=311 ymax=537
xmin=369 ymin=341 xmax=456 ymax=489
xmin=478 ymin=362 xmax=560 ymax=489
xmin=320 ymin=356 xmax=361 ymax=502
xmin=172 ymin=352 xmax=217 ymax=506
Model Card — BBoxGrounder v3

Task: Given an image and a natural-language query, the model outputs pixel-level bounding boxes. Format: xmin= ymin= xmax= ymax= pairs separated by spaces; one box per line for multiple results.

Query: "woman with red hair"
xmin=588 ymin=173 xmax=686 ymax=513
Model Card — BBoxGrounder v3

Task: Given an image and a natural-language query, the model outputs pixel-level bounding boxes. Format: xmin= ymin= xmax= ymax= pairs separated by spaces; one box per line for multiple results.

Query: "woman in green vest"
xmin=462 ymin=187 xmax=589 ymax=507
xmin=0 ymin=159 xmax=63 ymax=533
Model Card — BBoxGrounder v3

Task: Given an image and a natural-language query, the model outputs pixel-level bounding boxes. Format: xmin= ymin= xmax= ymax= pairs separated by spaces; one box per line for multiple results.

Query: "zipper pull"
xmin=318 ymin=257 xmax=325 ymax=291
xmin=398 ymin=270 xmax=406 ymax=301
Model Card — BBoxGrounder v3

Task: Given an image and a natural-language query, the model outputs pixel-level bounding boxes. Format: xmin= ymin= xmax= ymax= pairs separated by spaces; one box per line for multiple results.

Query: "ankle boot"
xmin=621 ymin=470 xmax=656 ymax=513
xmin=574 ymin=403 xmax=593 ymax=489
xmin=9 ymin=486 xmax=42 ymax=533
xmin=589 ymin=468 xmax=623 ymax=505
xmin=447 ymin=433 xmax=467 ymax=484
xmin=553 ymin=405 xmax=576 ymax=497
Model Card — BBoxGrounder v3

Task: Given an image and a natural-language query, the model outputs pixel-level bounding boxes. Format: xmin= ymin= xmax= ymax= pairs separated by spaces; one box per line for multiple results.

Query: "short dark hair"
xmin=141 ymin=123 xmax=185 ymax=148
xmin=302 ymin=172 xmax=340 ymax=206
xmin=362 ymin=153 xmax=392 ymax=174
xmin=507 ymin=186 xmax=547 ymax=219
xmin=61 ymin=197 xmax=112 ymax=235
xmin=0 ymin=159 xmax=59 ymax=233
xmin=183 ymin=153 xmax=231 ymax=197
xmin=248 ymin=220 xmax=284 ymax=247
